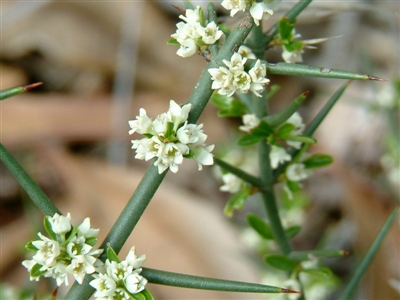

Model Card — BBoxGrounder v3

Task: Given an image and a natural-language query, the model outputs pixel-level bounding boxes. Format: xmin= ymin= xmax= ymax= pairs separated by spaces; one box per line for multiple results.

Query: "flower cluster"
xmin=208 ymin=52 xmax=269 ymax=97
xmin=129 ymin=100 xmax=214 ymax=174
xmin=171 ymin=6 xmax=223 ymax=58
xmin=22 ymin=213 xmax=103 ymax=286
xmin=268 ymin=112 xmax=306 ymax=169
xmin=90 ymin=247 xmax=147 ymax=299
xmin=221 ymin=0 xmax=280 ymax=26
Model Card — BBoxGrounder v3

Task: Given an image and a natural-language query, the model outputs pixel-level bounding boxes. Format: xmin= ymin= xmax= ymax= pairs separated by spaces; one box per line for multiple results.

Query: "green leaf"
xmin=198 ymin=5 xmax=205 ymax=27
xmin=277 ymin=123 xmax=295 ymax=138
xmin=278 ymin=18 xmax=295 ymax=41
xmin=106 ymin=246 xmax=121 ymax=263
xmin=267 ymin=84 xmax=281 ymax=99
xmin=139 ymin=289 xmax=154 ymax=300
xmin=285 ymin=226 xmax=301 ymax=239
xmin=265 ymin=255 xmax=296 ymax=272
xmin=85 ymin=237 xmax=98 ymax=247
xmin=223 ymin=187 xmax=250 ymax=217
xmin=246 ymin=214 xmax=274 ymax=240
xmin=289 ymin=249 xmax=349 ymax=261
xmin=284 ymin=135 xmax=316 ymax=144
xmin=251 ymin=121 xmax=274 ymax=138
xmin=141 ymin=267 xmax=296 ymax=293
xmin=301 ymin=267 xmax=333 ymax=278
xmin=210 ymin=93 xmax=246 ymax=117
xmin=25 ymin=240 xmax=38 ymax=251
xmin=30 ymin=263 xmax=46 ymax=278
xmin=302 ymin=154 xmax=333 ymax=169
xmin=167 ymin=38 xmax=180 ymax=46
xmin=263 ymin=91 xmax=309 ymax=127
xmin=266 ymin=62 xmax=385 ymax=81
xmin=0 ymin=143 xmax=60 ymax=216
xmin=285 ymin=41 xmax=303 ymax=52
xmin=339 ymin=207 xmax=399 ymax=300
xmin=44 ymin=216 xmax=57 ymax=240
xmin=237 ymin=134 xmax=264 ymax=146
xmin=65 ymin=226 xmax=78 ymax=244
xmin=286 ymin=180 xmax=301 ymax=193
xmin=131 ymin=293 xmax=145 ymax=300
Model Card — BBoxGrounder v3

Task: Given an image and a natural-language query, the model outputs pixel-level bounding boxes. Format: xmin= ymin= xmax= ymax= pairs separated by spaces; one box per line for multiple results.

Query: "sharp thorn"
xmin=23 ymin=82 xmax=43 ymax=91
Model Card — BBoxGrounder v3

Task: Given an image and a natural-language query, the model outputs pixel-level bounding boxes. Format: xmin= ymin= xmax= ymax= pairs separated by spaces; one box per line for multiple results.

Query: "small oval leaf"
xmin=246 ymin=214 xmax=274 ymax=240
xmin=265 ymin=255 xmax=296 ymax=272
xmin=303 ymin=154 xmax=333 ymax=169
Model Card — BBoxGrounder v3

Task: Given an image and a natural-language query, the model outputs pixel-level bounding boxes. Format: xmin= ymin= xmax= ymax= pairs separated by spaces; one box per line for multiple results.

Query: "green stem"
xmin=264 ymin=0 xmax=313 ymax=45
xmin=214 ymin=157 xmax=262 ymax=188
xmin=0 ymin=143 xmax=59 ymax=216
xmin=339 ymin=206 xmax=399 ymax=300
xmin=261 ymin=183 xmax=292 ymax=255
xmin=0 ymin=82 xmax=42 ymax=101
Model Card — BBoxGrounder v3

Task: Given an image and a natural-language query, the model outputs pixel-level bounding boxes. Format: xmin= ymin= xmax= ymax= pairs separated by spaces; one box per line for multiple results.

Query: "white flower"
xmin=77 ymin=217 xmax=100 ymax=239
xmin=286 ymin=112 xmax=305 ymax=135
xmin=90 ymin=273 xmax=117 ymax=299
xmin=232 ymin=70 xmax=251 ymax=94
xmin=249 ymin=59 xmax=269 ymax=97
xmin=222 ymin=0 xmax=279 ymax=26
xmin=221 ymin=0 xmax=247 ymax=17
xmin=269 ymin=145 xmax=291 ymax=169
xmin=176 ymin=38 xmax=198 ymax=58
xmin=66 ymin=256 xmax=95 ymax=284
xmin=208 ymin=66 xmax=233 ymax=91
xmin=90 ymin=246 xmax=147 ymax=299
xmin=198 ymin=21 xmax=224 ymax=44
xmin=282 ymin=47 xmax=303 ymax=63
xmin=32 ymin=233 xmax=60 ymax=267
xmin=48 ymin=213 xmax=71 ymax=235
xmin=23 ymin=213 xmax=103 ymax=287
xmin=220 ymin=173 xmax=242 ymax=193
xmin=125 ymin=273 xmax=147 ymax=294
xmin=125 ymin=246 xmax=146 ymax=270
xmin=238 ymin=45 xmax=256 ymax=59
xmin=177 ymin=122 xmax=207 ymax=145
xmin=239 ymin=114 xmax=260 ymax=132
xmin=154 ymin=142 xmax=189 ymax=174
xmin=286 ymin=163 xmax=311 ymax=182
xmin=223 ymin=52 xmax=247 ymax=72
xmin=249 ymin=1 xmax=275 ymax=26
xmin=21 ymin=259 xmax=40 ymax=282
xmin=47 ymin=261 xmax=69 ymax=286
xmin=131 ymin=137 xmax=164 ymax=161
xmin=191 ymin=144 xmax=215 ymax=170
xmin=128 ymin=108 xmax=153 ymax=135
xmin=171 ymin=6 xmax=223 ymax=58
xmin=129 ymin=100 xmax=213 ymax=173
xmin=167 ymin=100 xmax=192 ymax=131
xmin=180 ymin=6 xmax=201 ymax=24
xmin=285 ymin=112 xmax=305 ymax=149
xmin=209 ymin=53 xmax=269 ymax=97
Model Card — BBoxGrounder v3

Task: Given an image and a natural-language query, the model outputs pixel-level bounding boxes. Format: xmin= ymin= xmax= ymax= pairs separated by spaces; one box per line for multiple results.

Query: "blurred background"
xmin=1 ymin=1 xmax=399 ymax=299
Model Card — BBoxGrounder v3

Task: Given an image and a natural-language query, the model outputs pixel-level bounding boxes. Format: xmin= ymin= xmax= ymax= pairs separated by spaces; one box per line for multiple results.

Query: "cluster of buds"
xmin=129 ymin=100 xmax=214 ymax=174
xmin=221 ymin=0 xmax=279 ymax=26
xmin=90 ymin=247 xmax=147 ymax=299
xmin=209 ymin=53 xmax=270 ymax=97
xmin=171 ymin=6 xmax=224 ymax=58
xmin=22 ymin=213 xmax=103 ymax=286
